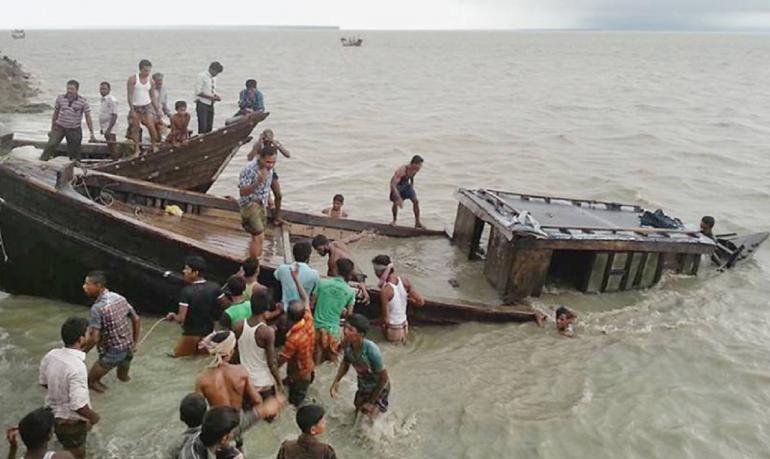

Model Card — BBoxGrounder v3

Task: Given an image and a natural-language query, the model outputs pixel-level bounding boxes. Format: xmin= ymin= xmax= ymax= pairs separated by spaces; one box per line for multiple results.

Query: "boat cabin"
xmin=452 ymin=189 xmax=716 ymax=301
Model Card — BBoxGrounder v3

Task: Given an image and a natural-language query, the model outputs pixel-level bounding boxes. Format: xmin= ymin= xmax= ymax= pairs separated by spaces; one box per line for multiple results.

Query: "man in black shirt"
xmin=167 ymin=255 xmax=223 ymax=357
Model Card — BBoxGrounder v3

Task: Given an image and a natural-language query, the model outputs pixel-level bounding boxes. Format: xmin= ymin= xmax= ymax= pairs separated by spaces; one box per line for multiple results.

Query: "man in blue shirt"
xmin=274 ymin=242 xmax=320 ymax=307
xmin=236 ymin=79 xmax=264 ymax=116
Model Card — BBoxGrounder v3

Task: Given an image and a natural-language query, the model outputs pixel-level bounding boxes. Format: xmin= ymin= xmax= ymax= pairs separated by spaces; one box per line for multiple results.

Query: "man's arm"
xmin=329 ymin=360 xmax=350 ymax=399
xmin=404 ymin=277 xmax=425 ymax=306
xmin=83 ymin=328 xmax=99 ymax=353
xmin=365 ymin=369 xmax=390 ymax=409
xmin=340 ymin=231 xmax=370 ymax=245
xmin=105 ymin=113 xmax=117 ymax=135
xmin=390 ymin=167 xmax=405 ymax=205
xmin=379 ymin=284 xmax=393 ymax=328
xmin=260 ymin=327 xmax=284 ymax=393
xmin=166 ymin=303 xmax=188 ymax=324
xmin=6 ymin=427 xmax=19 ymax=459
xmin=126 ymin=75 xmax=136 ymax=111
xmin=239 ymin=169 xmax=266 ymax=197
xmin=271 ymin=178 xmax=282 ymax=219
xmin=275 ymin=141 xmax=290 ymax=158
xmin=291 ymin=264 xmax=309 ymax=308
xmin=243 ymin=370 xmax=263 ymax=407
xmin=130 ymin=308 xmax=141 ymax=350
xmin=50 ymin=103 xmax=60 ymax=131
xmin=85 ymin=112 xmax=96 ymax=141
xmin=70 ymin=370 xmax=99 ymax=424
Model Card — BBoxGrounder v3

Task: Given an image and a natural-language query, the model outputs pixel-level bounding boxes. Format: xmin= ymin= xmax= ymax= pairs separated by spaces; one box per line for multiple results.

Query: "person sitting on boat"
xmin=98 ymin=81 xmax=120 ymax=160
xmin=555 ymin=306 xmax=577 ymax=337
xmin=151 ymin=72 xmax=172 ymax=132
xmin=40 ymin=79 xmax=97 ymax=162
xmin=312 ymin=258 xmax=356 ymax=364
xmin=166 ymin=101 xmax=191 ymax=146
xmin=236 ymin=79 xmax=265 ymax=116
xmin=389 ymin=155 xmax=425 ymax=228
xmin=166 ymin=256 xmax=225 ymax=357
xmin=126 ymin=59 xmax=161 ymax=153
xmin=371 ymin=254 xmax=424 ymax=343
xmin=311 ymin=233 xmax=370 ymax=304
xmin=322 ymin=194 xmax=349 ymax=219
xmin=238 ymin=145 xmax=283 ymax=259
xmin=700 ymin=216 xmax=716 ymax=241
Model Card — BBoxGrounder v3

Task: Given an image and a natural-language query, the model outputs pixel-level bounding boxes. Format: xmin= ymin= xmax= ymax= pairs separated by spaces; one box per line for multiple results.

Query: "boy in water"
xmin=277 ymin=404 xmax=337 ymax=459
xmin=555 ymin=306 xmax=577 ymax=337
xmin=6 ymin=407 xmax=74 ymax=459
xmin=322 ymin=194 xmax=348 ymax=219
xmin=169 ymin=393 xmax=208 ymax=458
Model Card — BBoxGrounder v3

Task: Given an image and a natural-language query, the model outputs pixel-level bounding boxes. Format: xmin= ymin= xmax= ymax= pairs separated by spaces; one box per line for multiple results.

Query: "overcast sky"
xmin=3 ymin=0 xmax=770 ymax=30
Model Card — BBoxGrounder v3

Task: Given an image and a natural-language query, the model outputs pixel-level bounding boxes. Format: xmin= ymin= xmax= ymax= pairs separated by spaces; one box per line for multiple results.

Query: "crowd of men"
xmin=39 ymin=59 xmax=266 ymax=160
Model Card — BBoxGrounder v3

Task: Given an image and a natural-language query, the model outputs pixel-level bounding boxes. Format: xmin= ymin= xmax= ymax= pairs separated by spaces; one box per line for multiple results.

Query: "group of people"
xmin=40 ymin=59 xmax=267 ymax=161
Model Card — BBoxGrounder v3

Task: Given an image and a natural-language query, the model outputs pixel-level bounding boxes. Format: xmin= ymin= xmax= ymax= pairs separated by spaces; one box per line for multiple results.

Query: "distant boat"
xmin=340 ymin=36 xmax=363 ymax=47
xmin=11 ymin=29 xmax=25 ymax=39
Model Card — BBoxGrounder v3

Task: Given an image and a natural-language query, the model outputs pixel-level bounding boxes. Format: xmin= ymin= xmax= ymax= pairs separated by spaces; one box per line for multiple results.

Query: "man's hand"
xmin=213 ymin=95 xmax=222 ymax=102
xmin=330 ymin=382 xmax=340 ymax=399
xmin=359 ymin=403 xmax=376 ymax=415
xmin=89 ymin=134 xmax=97 ymax=143
xmin=396 ymin=198 xmax=404 ymax=209
xmin=257 ymin=393 xmax=287 ymax=419
xmin=89 ymin=411 xmax=100 ymax=426
xmin=274 ymin=217 xmax=288 ymax=227
xmin=165 ymin=312 xmax=177 ymax=322
xmin=5 ymin=426 xmax=18 ymax=449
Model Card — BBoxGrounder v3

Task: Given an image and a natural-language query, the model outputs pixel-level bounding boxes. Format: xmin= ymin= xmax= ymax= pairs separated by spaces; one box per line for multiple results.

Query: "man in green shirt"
xmin=220 ymin=276 xmax=251 ymax=330
xmin=312 ymin=258 xmax=355 ymax=364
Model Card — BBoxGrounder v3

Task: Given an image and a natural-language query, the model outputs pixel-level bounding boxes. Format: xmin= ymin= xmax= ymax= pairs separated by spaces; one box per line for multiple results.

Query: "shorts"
xmin=316 ymin=329 xmax=341 ymax=362
xmin=234 ymin=409 xmax=260 ymax=449
xmin=98 ymin=349 xmax=133 ymax=370
xmin=240 ymin=202 xmax=266 ymax=235
xmin=354 ymin=383 xmax=390 ymax=413
xmin=390 ymin=182 xmax=416 ymax=202
xmin=284 ymin=372 xmax=314 ymax=407
xmin=54 ymin=419 xmax=88 ymax=449
xmin=385 ymin=321 xmax=408 ymax=343
xmin=132 ymin=104 xmax=153 ymax=116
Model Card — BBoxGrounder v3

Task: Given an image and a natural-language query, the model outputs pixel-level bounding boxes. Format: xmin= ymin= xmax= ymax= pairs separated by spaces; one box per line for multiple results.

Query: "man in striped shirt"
xmin=40 ymin=80 xmax=96 ymax=162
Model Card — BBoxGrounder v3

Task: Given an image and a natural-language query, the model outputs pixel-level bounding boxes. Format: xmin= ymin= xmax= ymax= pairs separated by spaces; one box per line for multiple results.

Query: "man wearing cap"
xmin=330 ymin=314 xmax=390 ymax=417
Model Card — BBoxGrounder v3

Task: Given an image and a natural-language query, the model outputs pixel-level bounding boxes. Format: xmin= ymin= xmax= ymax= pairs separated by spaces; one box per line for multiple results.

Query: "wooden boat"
xmin=5 ymin=111 xmax=268 ymax=193
xmin=340 ymin=37 xmax=363 ymax=47
xmin=0 ymin=159 xmax=534 ymax=325
xmin=11 ymin=30 xmax=25 ymax=39
xmin=714 ymin=232 xmax=769 ymax=269
xmin=452 ymin=188 xmax=748 ymax=301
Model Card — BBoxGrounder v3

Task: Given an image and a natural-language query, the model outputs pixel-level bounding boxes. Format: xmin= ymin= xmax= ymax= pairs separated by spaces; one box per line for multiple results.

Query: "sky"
xmin=3 ymin=0 xmax=770 ymax=30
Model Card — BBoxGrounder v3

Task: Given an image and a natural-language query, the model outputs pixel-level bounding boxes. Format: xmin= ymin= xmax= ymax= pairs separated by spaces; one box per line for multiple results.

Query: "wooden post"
xmin=484 ymin=227 xmax=514 ymax=291
xmin=452 ymin=203 xmax=484 ymax=259
xmin=55 ymin=163 xmax=74 ymax=190
xmin=504 ymin=245 xmax=553 ymax=300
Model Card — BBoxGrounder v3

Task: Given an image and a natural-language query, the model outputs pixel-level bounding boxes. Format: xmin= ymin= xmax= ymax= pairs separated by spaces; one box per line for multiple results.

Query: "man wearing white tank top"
xmin=233 ymin=290 xmax=284 ymax=400
xmin=126 ymin=59 xmax=160 ymax=152
xmin=372 ymin=254 xmax=425 ymax=343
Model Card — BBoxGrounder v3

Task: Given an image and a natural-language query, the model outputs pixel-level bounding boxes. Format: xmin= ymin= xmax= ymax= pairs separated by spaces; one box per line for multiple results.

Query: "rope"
xmin=0 ymin=226 xmax=8 ymax=263
xmin=136 ymin=317 xmax=166 ymax=349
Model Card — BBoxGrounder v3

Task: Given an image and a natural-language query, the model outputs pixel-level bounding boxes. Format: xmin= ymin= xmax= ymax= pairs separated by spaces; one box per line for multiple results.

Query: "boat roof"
xmin=456 ymin=188 xmax=716 ymax=247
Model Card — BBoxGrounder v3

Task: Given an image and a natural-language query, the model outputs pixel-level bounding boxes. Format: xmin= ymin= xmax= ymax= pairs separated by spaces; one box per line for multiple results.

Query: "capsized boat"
xmin=5 ymin=111 xmax=268 ymax=193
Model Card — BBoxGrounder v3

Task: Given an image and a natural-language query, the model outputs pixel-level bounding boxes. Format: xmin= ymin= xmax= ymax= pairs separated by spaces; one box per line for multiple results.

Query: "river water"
xmin=1 ymin=30 xmax=770 ymax=458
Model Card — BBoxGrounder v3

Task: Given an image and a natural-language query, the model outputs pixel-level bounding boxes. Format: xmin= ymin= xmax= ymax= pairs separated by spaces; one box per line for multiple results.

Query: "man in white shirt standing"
xmin=98 ymin=81 xmax=119 ymax=159
xmin=39 ymin=317 xmax=101 ymax=459
xmin=194 ymin=61 xmax=223 ymax=134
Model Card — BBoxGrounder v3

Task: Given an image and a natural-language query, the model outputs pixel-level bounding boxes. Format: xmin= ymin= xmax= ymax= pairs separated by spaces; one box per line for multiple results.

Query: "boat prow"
xmin=715 ymin=232 xmax=768 ymax=269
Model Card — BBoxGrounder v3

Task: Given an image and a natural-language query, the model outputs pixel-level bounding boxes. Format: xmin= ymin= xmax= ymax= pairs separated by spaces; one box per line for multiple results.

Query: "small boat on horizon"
xmin=11 ymin=29 xmax=25 ymax=39
xmin=341 ymin=36 xmax=363 ymax=47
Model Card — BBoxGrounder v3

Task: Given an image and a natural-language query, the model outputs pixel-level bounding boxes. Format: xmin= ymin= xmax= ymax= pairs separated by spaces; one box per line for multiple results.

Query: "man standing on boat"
xmin=126 ymin=59 xmax=161 ymax=152
xmin=389 ymin=155 xmax=424 ymax=228
xmin=167 ymin=256 xmax=224 ymax=357
xmin=98 ymin=81 xmax=119 ymax=160
xmin=81 ymin=270 xmax=141 ymax=393
xmin=195 ymin=61 xmax=223 ymax=134
xmin=239 ymin=145 xmax=282 ymax=259
xmin=40 ymin=80 xmax=97 ymax=162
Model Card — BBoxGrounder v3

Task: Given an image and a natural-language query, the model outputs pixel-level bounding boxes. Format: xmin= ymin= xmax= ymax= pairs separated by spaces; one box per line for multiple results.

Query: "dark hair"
xmin=245 ymin=79 xmax=257 ymax=89
xmin=296 ymin=404 xmax=325 ymax=434
xmin=138 ymin=59 xmax=152 ymax=69
xmin=347 ymin=313 xmax=370 ymax=335
xmin=100 ymin=81 xmax=111 ymax=89
xmin=224 ymin=275 xmax=245 ymax=296
xmin=86 ymin=270 xmax=107 ymax=287
xmin=701 ymin=216 xmax=715 ymax=228
xmin=180 ymin=393 xmax=208 ymax=428
xmin=555 ymin=306 xmax=574 ymax=320
xmin=372 ymin=254 xmax=391 ymax=266
xmin=18 ymin=408 xmax=54 ymax=450
xmin=209 ymin=61 xmax=224 ymax=73
xmin=410 ymin=155 xmax=424 ymax=165
xmin=250 ymin=290 xmax=272 ymax=316
xmin=336 ymin=258 xmax=355 ymax=280
xmin=184 ymin=255 xmax=207 ymax=275
xmin=200 ymin=406 xmax=239 ymax=447
xmin=175 ymin=100 xmax=187 ymax=110
xmin=287 ymin=300 xmax=305 ymax=322
xmin=242 ymin=257 xmax=259 ymax=277
xmin=66 ymin=79 xmax=79 ymax=90
xmin=152 ymin=72 xmax=164 ymax=80
xmin=259 ymin=145 xmax=278 ymax=158
xmin=311 ymin=234 xmax=328 ymax=250
xmin=333 ymin=194 xmax=344 ymax=203
xmin=211 ymin=330 xmax=231 ymax=344
xmin=61 ymin=316 xmax=88 ymax=346
xmin=292 ymin=242 xmax=312 ymax=263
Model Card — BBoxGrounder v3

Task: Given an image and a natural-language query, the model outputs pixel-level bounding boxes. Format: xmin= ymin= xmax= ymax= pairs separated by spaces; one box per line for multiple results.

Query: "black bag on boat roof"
xmin=639 ymin=209 xmax=683 ymax=229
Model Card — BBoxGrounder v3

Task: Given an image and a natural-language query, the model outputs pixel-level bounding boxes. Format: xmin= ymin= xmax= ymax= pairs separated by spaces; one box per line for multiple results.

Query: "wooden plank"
xmin=515 ymin=237 xmax=714 ymax=255
xmin=504 ymin=247 xmax=553 ymax=300
xmin=282 ymin=226 xmax=293 ymax=264
xmin=452 ymin=203 xmax=484 ymax=258
xmin=484 ymin=227 xmax=514 ymax=293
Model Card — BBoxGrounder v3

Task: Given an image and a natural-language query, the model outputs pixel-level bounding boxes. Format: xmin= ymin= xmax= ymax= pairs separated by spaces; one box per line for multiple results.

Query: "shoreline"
xmin=0 ymin=52 xmax=49 ymax=113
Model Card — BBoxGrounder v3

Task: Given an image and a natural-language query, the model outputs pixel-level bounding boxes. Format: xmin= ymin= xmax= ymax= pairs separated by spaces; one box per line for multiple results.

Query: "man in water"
xmin=322 ymin=194 xmax=348 ymax=219
xmin=238 ymin=145 xmax=283 ymax=258
xmin=274 ymin=242 xmax=320 ymax=309
xmin=167 ymin=256 xmax=223 ymax=357
xmin=233 ymin=290 xmax=284 ymax=400
xmin=194 ymin=61 xmax=223 ymax=134
xmin=81 ymin=271 xmax=141 ymax=393
xmin=555 ymin=306 xmax=577 ymax=337
xmin=169 ymin=393 xmax=208 ymax=459
xmin=700 ymin=216 xmax=716 ymax=241
xmin=98 ymin=81 xmax=119 ymax=160
xmin=126 ymin=59 xmax=160 ymax=152
xmin=5 ymin=407 xmax=75 ymax=459
xmin=372 ymin=254 xmax=424 ymax=343
xmin=240 ymin=257 xmax=267 ymax=299
xmin=389 ymin=155 xmax=425 ymax=228
xmin=39 ymin=317 xmax=100 ymax=459
xmin=312 ymin=258 xmax=356 ymax=364
xmin=40 ymin=80 xmax=97 ymax=162
xmin=195 ymin=331 xmax=261 ymax=410
xmin=311 ymin=233 xmax=367 ymax=278
xmin=220 ymin=275 xmax=251 ymax=330
xmin=277 ymin=404 xmax=337 ymax=459
xmin=330 ymin=314 xmax=390 ymax=418
xmin=278 ymin=264 xmax=316 ymax=407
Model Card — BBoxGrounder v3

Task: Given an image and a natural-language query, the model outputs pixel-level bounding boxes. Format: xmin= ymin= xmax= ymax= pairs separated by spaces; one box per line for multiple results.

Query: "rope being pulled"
xmin=136 ymin=317 xmax=166 ymax=349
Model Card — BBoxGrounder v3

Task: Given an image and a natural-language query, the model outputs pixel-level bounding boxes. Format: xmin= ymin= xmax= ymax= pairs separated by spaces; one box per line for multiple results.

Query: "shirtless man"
xmin=322 ymin=194 xmax=348 ymax=219
xmin=389 ymin=155 xmax=424 ymax=228
xmin=312 ymin=233 xmax=370 ymax=304
xmin=126 ymin=59 xmax=161 ymax=153
xmin=195 ymin=331 xmax=262 ymax=410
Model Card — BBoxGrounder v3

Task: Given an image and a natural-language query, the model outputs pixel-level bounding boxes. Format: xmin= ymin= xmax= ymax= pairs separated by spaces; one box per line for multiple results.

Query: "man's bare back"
xmin=196 ymin=363 xmax=261 ymax=409
xmin=327 ymin=241 xmax=352 ymax=277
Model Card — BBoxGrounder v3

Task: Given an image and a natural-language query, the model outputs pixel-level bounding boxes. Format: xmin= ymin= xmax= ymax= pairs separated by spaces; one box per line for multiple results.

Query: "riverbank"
xmin=0 ymin=53 xmax=49 ymax=113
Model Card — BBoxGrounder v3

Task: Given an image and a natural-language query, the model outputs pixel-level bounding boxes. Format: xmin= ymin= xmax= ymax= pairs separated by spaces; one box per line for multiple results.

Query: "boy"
xmin=276 ymin=404 xmax=337 ymax=459
xmin=278 ymin=264 xmax=316 ymax=407
xmin=5 ymin=407 xmax=74 ymax=459
xmin=322 ymin=194 xmax=348 ymax=219
xmin=167 ymin=100 xmax=191 ymax=146
xmin=555 ymin=306 xmax=577 ymax=337
xmin=169 ymin=393 xmax=208 ymax=458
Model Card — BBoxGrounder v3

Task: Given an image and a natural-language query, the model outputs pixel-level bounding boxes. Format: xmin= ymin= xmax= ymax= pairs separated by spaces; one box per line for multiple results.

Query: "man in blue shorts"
xmin=389 ymin=155 xmax=424 ymax=228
